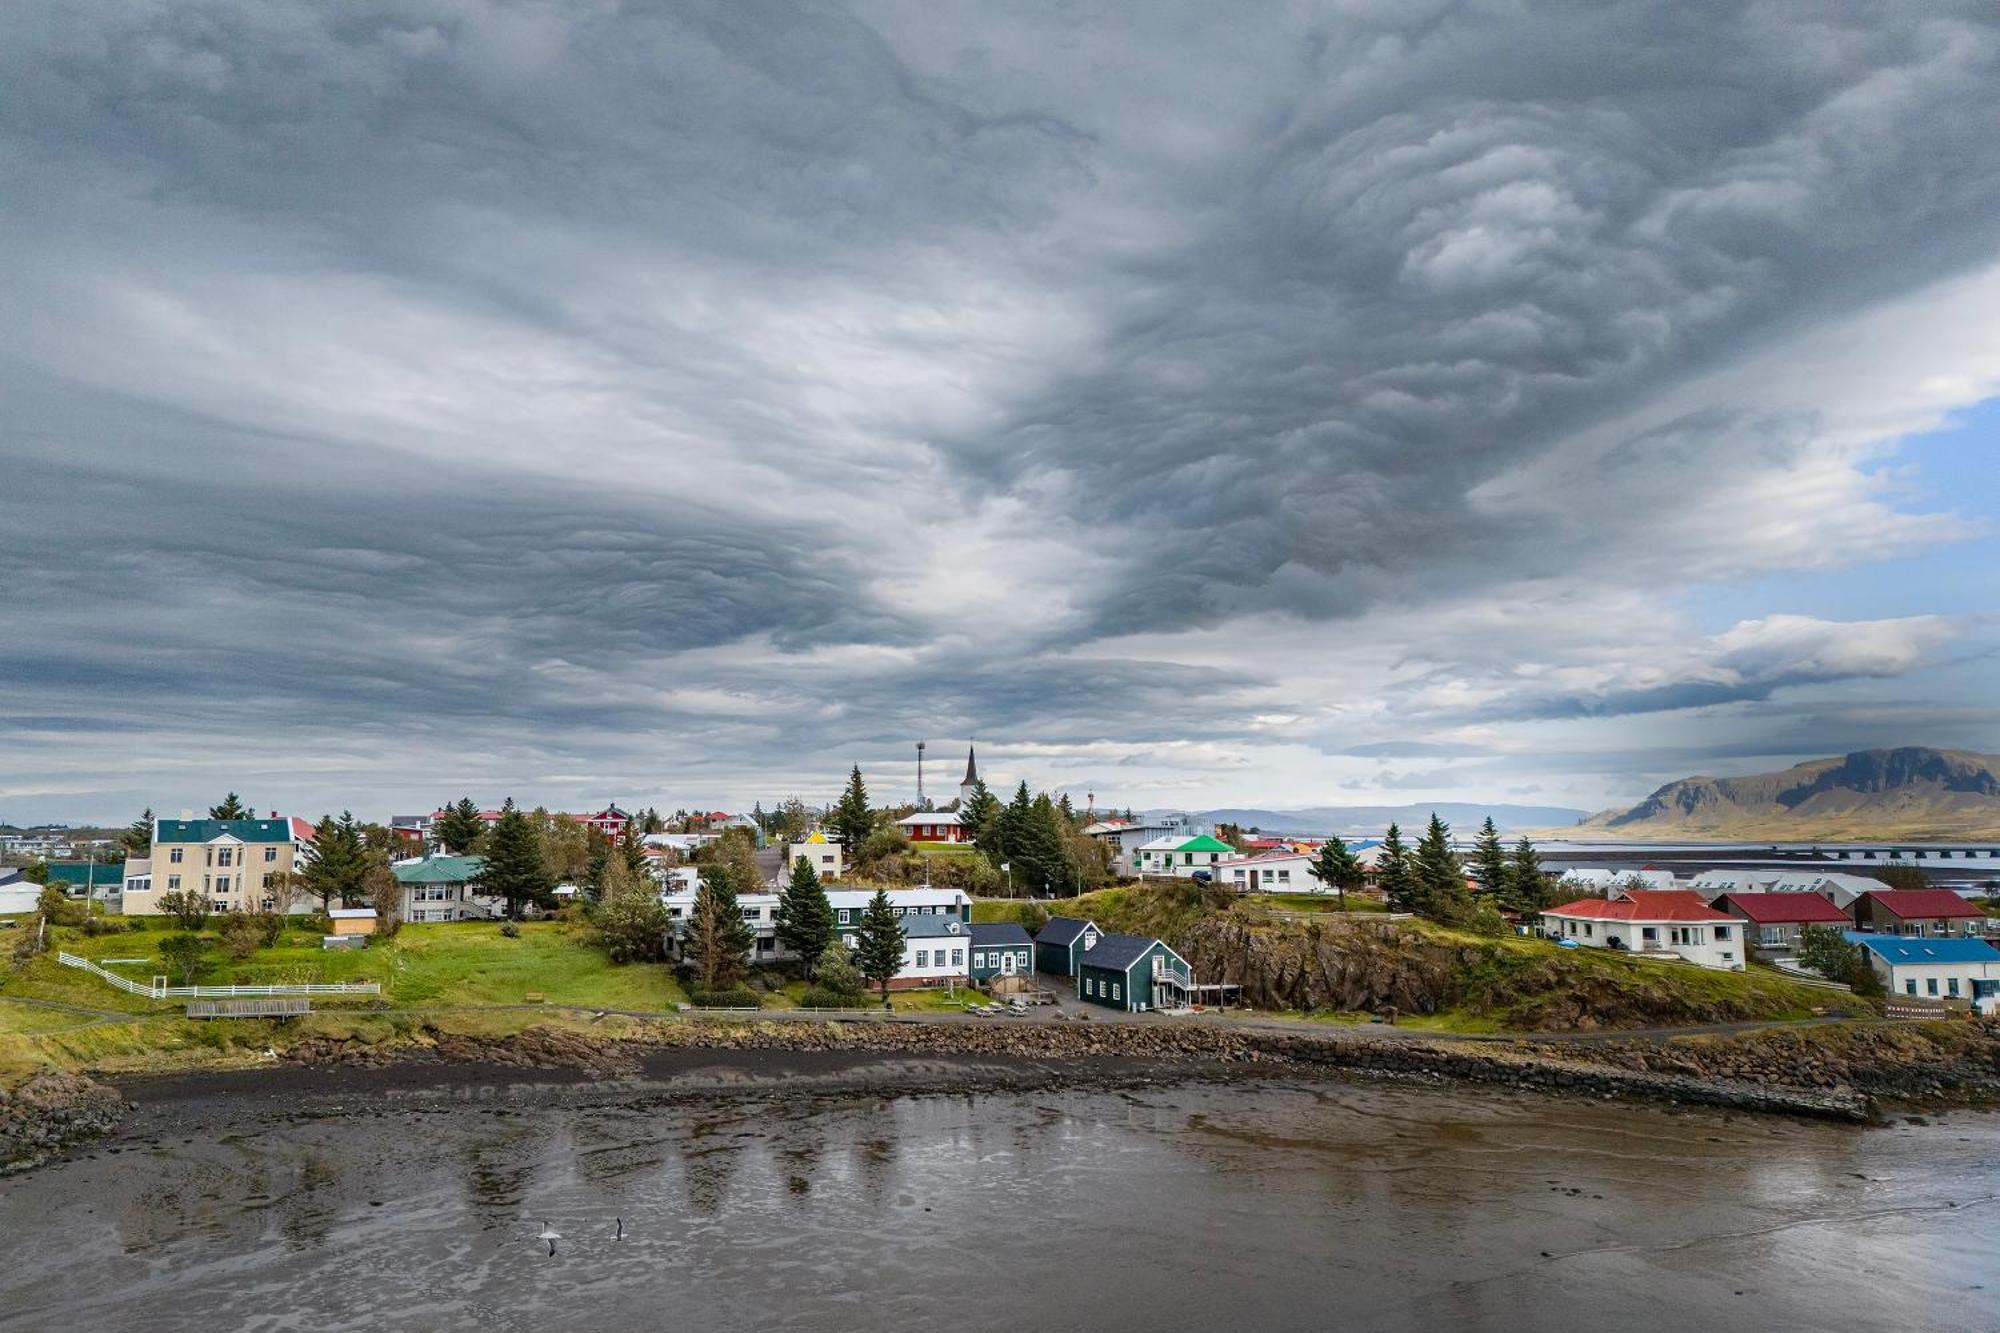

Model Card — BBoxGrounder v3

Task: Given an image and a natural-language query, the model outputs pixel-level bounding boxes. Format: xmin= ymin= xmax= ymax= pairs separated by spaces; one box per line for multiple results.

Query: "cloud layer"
xmin=3 ymin=1 xmax=1998 ymax=821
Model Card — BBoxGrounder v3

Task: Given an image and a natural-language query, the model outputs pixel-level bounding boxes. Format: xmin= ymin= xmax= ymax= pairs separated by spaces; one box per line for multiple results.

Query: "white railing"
xmin=57 ymin=952 xmax=381 ymax=1000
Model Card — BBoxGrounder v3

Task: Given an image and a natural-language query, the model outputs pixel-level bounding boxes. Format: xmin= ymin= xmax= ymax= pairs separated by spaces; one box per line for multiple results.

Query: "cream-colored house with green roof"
xmin=1133 ymin=834 xmax=1235 ymax=878
xmin=391 ymin=854 xmax=496 ymax=922
xmin=121 ymin=815 xmax=316 ymax=915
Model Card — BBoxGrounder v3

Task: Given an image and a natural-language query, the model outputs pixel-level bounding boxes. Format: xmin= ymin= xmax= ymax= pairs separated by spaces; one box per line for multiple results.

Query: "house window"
xmin=1714 ymin=926 xmax=1731 ymax=941
xmin=217 ymin=849 xmax=233 ymax=867
xmin=1927 ymin=978 xmax=1939 ymax=996
xmin=1906 ymin=980 xmax=1918 ymax=996
xmin=1949 ymin=978 xmax=1962 ymax=997
xmin=1112 ymin=983 xmax=1121 ymax=1001
xmin=838 ymin=909 xmax=851 ymax=924
xmin=265 ymin=847 xmax=278 ymax=862
xmin=168 ymin=875 xmax=181 ymax=889
xmin=916 ymin=950 xmax=929 ymax=967
xmin=973 ymin=951 xmax=985 ymax=968
xmin=1641 ymin=927 xmax=1658 ymax=942
xmin=261 ymin=873 xmax=273 ymax=888
xmin=952 ymin=949 xmax=963 ymax=966
xmin=169 ymin=848 xmax=183 ymax=863
xmin=1277 ymin=870 xmax=1290 ymax=883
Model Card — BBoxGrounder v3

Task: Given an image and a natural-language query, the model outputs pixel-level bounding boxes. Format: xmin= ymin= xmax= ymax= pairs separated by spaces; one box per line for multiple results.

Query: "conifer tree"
xmin=436 ymin=798 xmax=486 ymax=855
xmin=830 ymin=765 xmax=874 ymax=851
xmin=686 ymin=866 xmax=755 ymax=990
xmin=1412 ymin=813 xmax=1470 ymax=924
xmin=122 ymin=808 xmax=154 ymax=858
xmin=1502 ymin=837 xmax=1548 ymax=915
xmin=1472 ymin=817 xmax=1508 ymax=898
xmin=1308 ymin=836 xmax=1365 ymax=911
xmin=473 ymin=800 xmax=557 ymax=920
xmin=775 ymin=856 xmax=836 ymax=975
xmin=301 ymin=812 xmax=367 ymax=912
xmin=961 ymin=780 xmax=1002 ymax=861
xmin=209 ymin=792 xmax=248 ymax=820
xmin=854 ymin=889 xmax=907 ymax=1002
xmin=1375 ymin=822 xmax=1415 ymax=913
xmin=1021 ymin=793 xmax=1070 ymax=895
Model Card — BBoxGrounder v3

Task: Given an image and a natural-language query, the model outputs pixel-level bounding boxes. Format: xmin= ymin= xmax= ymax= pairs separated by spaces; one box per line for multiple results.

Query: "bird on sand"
xmin=537 ymin=1222 xmax=561 ymax=1257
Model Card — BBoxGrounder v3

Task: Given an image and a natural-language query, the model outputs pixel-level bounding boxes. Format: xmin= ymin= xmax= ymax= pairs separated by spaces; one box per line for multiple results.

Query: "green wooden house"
xmin=967 ymin=922 xmax=1034 ymax=983
xmin=1076 ymin=932 xmax=1194 ymax=1012
xmin=1034 ymin=916 xmax=1101 ymax=977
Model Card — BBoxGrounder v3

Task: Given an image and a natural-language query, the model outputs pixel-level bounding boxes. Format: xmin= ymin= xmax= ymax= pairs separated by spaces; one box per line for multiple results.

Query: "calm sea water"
xmin=1 ymin=1072 xmax=1995 ymax=1331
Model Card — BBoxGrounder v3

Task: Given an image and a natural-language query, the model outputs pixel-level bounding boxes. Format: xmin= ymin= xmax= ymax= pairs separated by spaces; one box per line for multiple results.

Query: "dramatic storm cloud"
xmin=3 ymin=0 xmax=1998 ymax=821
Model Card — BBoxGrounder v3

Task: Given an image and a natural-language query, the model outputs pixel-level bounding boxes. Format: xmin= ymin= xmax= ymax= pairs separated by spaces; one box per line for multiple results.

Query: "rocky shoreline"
xmin=10 ymin=1016 xmax=1998 ymax=1170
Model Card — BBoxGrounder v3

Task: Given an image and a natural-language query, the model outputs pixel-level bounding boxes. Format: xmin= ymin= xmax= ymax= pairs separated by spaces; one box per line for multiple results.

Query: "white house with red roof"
xmin=1542 ymin=889 xmax=1745 ymax=970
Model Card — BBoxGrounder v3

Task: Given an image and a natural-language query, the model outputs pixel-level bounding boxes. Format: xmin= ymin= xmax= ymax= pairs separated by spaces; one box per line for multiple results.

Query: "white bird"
xmin=537 ymin=1222 xmax=561 ymax=1257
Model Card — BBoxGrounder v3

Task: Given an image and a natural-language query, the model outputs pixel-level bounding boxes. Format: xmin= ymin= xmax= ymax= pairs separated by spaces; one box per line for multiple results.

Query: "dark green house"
xmin=1076 ymin=932 xmax=1194 ymax=1012
xmin=1034 ymin=916 xmax=1101 ymax=977
xmin=967 ymin=922 xmax=1033 ymax=983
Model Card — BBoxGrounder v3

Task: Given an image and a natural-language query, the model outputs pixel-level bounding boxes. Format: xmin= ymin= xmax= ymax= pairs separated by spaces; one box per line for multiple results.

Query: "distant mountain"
xmin=1569 ymin=747 xmax=2000 ymax=840
xmin=1184 ymin=803 xmax=1590 ymax=837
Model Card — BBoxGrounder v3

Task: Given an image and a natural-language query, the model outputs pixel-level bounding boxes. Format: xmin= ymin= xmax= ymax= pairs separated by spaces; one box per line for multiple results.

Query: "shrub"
xmin=126 ymin=917 xmax=147 ymax=932
xmin=688 ymin=986 xmax=762 ymax=1009
xmin=218 ymin=912 xmax=260 ymax=960
xmin=499 ymin=921 xmax=521 ymax=939
xmin=799 ymin=987 xmax=860 ymax=1009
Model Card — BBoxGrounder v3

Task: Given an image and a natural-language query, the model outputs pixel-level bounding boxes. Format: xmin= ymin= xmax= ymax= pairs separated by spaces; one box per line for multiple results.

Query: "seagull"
xmin=615 ymin=1218 xmax=624 ymax=1241
xmin=538 ymin=1222 xmax=561 ymax=1257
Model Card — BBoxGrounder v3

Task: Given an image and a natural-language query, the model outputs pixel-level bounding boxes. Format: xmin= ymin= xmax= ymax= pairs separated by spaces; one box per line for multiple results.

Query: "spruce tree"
xmin=1502 ymin=837 xmax=1547 ymax=915
xmin=998 ymin=782 xmax=1034 ymax=885
xmin=1308 ymin=836 xmax=1365 ymax=911
xmin=437 ymin=798 xmax=486 ymax=855
xmin=122 ymin=808 xmax=154 ymax=858
xmin=831 ymin=765 xmax=874 ymax=851
xmin=474 ymin=800 xmax=557 ymax=920
xmin=1375 ymin=823 xmax=1415 ymax=913
xmin=686 ymin=866 xmax=754 ymax=991
xmin=854 ymin=889 xmax=907 ymax=1003
xmin=775 ymin=857 xmax=836 ymax=975
xmin=1022 ymin=793 xmax=1069 ymax=895
xmin=301 ymin=812 xmax=368 ymax=912
xmin=962 ymin=780 xmax=1001 ymax=862
xmin=1412 ymin=813 xmax=1470 ymax=925
xmin=1471 ymin=817 xmax=1507 ymax=899
xmin=209 ymin=792 xmax=248 ymax=820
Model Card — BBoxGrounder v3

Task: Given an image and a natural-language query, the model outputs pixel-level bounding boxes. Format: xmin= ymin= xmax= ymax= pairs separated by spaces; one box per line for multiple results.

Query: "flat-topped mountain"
xmin=1570 ymin=747 xmax=2000 ymax=840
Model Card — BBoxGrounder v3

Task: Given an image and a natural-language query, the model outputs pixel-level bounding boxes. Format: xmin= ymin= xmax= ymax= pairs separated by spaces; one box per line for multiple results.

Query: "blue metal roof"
xmin=968 ymin=922 xmax=1032 ymax=947
xmin=1036 ymin=916 xmax=1095 ymax=947
xmin=1845 ymin=932 xmax=2000 ymax=965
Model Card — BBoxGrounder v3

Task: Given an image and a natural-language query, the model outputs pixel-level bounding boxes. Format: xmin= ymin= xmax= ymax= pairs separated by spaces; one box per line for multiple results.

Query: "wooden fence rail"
xmin=57 ymin=952 xmax=381 ymax=1000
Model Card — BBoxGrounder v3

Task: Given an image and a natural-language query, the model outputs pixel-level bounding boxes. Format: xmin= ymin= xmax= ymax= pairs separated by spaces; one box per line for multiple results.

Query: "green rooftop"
xmin=42 ymin=862 xmax=124 ymax=887
xmin=392 ymin=855 xmax=486 ymax=885
xmin=155 ymin=818 xmax=302 ymax=845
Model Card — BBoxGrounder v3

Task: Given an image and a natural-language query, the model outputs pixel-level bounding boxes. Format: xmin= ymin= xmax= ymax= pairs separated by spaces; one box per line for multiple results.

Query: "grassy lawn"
xmin=0 ymin=1003 xmax=99 ymax=1035
xmin=766 ymin=979 xmax=990 ymax=1012
xmin=4 ymin=919 xmax=689 ymax=1013
xmin=1253 ymin=892 xmax=1389 ymax=913
xmin=909 ymin=842 xmax=979 ymax=855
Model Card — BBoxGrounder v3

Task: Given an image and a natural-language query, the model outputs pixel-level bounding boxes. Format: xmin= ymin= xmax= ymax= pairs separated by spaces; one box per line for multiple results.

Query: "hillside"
xmin=1569 ymin=747 xmax=2000 ymax=840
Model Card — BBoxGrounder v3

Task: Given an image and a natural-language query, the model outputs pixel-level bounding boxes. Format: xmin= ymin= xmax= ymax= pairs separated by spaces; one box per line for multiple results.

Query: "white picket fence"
xmin=57 ymin=952 xmax=381 ymax=1000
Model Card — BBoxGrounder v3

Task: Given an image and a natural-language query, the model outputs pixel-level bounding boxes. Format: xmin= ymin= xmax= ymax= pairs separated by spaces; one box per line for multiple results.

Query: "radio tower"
xmin=916 ymin=740 xmax=927 ymax=810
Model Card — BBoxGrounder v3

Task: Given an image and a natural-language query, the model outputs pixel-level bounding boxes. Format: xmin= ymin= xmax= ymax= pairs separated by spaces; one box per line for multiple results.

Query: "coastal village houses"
xmin=837 ymin=915 xmax=971 ymax=990
xmin=782 ymin=831 xmax=845 ymax=880
xmin=1033 ymin=916 xmax=1101 ymax=976
xmin=1847 ymin=890 xmax=1991 ymax=938
xmin=894 ymin=810 xmax=969 ymax=844
xmin=1847 ymin=933 xmax=2000 ymax=1013
xmin=1076 ymin=932 xmax=1195 ymax=1012
xmin=966 ymin=922 xmax=1034 ymax=985
xmin=121 ymin=815 xmax=316 ymax=916
xmin=1541 ymin=889 xmax=1745 ymax=971
xmin=659 ymin=884 xmax=970 ymax=967
xmin=1216 ymin=850 xmax=1314 ymax=893
xmin=391 ymin=854 xmax=494 ymax=923
xmin=1133 ymin=834 xmax=1234 ymax=879
xmin=1711 ymin=892 xmax=1851 ymax=956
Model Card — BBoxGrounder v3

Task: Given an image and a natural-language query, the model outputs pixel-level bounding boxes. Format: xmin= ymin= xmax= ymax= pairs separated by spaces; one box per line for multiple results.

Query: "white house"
xmin=836 ymin=914 xmax=971 ymax=989
xmin=783 ymin=831 xmax=845 ymax=880
xmin=1848 ymin=933 xmax=2000 ymax=1013
xmin=1541 ymin=890 xmax=1745 ymax=971
xmin=390 ymin=854 xmax=497 ymax=923
xmin=1086 ymin=814 xmax=1204 ymax=875
xmin=658 ymin=883 xmax=971 ymax=966
xmin=1132 ymin=834 xmax=1235 ymax=879
xmin=1216 ymin=850 xmax=1315 ymax=893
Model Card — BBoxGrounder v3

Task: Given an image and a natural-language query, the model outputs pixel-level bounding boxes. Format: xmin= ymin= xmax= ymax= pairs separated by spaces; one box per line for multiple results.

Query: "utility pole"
xmin=916 ymin=740 xmax=926 ymax=810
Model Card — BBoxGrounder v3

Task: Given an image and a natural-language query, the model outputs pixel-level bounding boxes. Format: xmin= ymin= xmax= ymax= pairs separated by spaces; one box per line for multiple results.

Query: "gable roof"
xmin=1079 ymin=931 xmax=1180 ymax=974
xmin=155 ymin=817 xmax=307 ymax=845
xmin=968 ymin=922 xmax=1033 ymax=947
xmin=1859 ymin=890 xmax=1985 ymax=920
xmin=901 ymin=915 xmax=968 ymax=940
xmin=393 ymin=855 xmax=486 ymax=885
xmin=1174 ymin=834 xmax=1235 ymax=853
xmin=895 ymin=810 xmax=964 ymax=827
xmin=1037 ymin=916 xmax=1096 ymax=947
xmin=1214 ymin=850 xmax=1314 ymax=870
xmin=1713 ymin=892 xmax=1850 ymax=925
xmin=1846 ymin=932 xmax=2000 ymax=965
xmin=1544 ymin=890 xmax=1732 ymax=923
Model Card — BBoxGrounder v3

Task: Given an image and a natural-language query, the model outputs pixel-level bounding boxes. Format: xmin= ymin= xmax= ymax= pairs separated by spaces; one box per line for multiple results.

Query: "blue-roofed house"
xmin=1076 ymin=932 xmax=1194 ymax=1012
xmin=1846 ymin=932 xmax=2000 ymax=1014
xmin=1034 ymin=916 xmax=1101 ymax=977
xmin=967 ymin=922 xmax=1033 ymax=984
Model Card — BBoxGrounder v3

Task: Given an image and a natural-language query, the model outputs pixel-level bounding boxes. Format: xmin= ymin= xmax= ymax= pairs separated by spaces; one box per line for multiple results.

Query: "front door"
xmin=1001 ymin=951 xmax=1016 ymax=976
xmin=1249 ymin=869 xmax=1259 ymax=891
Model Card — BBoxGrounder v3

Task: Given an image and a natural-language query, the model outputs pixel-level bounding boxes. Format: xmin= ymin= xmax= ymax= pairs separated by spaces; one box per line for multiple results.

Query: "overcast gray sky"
xmin=4 ymin=0 xmax=1999 ymax=824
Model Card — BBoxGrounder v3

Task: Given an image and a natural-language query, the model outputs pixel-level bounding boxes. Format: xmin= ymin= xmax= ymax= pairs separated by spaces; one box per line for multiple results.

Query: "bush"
xmin=799 ymin=986 xmax=861 ymax=1009
xmin=499 ymin=921 xmax=521 ymax=939
xmin=688 ymin=986 xmax=762 ymax=1009
xmin=79 ymin=915 xmax=122 ymax=937
xmin=126 ymin=917 xmax=147 ymax=932
xmin=218 ymin=912 xmax=260 ymax=960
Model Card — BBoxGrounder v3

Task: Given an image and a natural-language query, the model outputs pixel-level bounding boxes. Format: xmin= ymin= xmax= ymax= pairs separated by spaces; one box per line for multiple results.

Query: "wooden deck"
xmin=185 ymin=997 xmax=313 ymax=1019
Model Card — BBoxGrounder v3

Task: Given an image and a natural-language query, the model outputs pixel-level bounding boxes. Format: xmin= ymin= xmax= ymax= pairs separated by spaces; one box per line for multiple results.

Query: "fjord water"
xmin=2 ymin=1076 xmax=1993 ymax=1331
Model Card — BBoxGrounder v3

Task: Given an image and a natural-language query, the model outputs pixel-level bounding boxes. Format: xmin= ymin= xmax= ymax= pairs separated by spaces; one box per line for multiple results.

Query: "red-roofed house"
xmin=1712 ymin=892 xmax=1852 ymax=955
xmin=1542 ymin=890 xmax=1744 ymax=970
xmin=579 ymin=806 xmax=633 ymax=838
xmin=1848 ymin=890 xmax=1991 ymax=939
